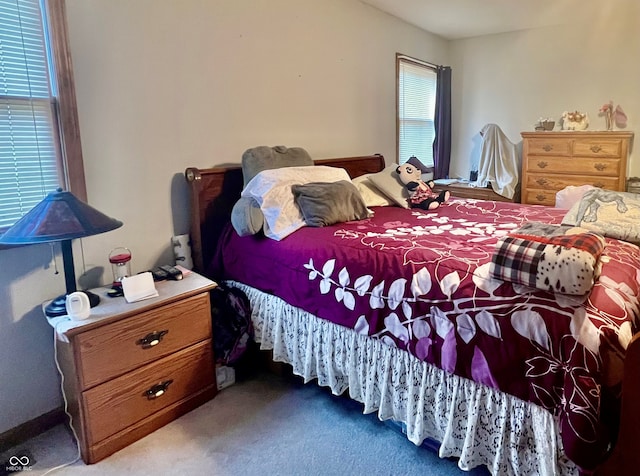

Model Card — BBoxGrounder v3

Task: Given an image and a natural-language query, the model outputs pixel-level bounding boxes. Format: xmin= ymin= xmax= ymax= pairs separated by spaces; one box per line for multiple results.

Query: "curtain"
xmin=432 ymin=66 xmax=452 ymax=180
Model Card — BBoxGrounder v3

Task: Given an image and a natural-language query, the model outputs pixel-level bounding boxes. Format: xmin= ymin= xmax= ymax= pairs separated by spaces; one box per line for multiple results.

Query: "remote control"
xmin=159 ymin=264 xmax=183 ymax=280
xmin=151 ymin=268 xmax=169 ymax=281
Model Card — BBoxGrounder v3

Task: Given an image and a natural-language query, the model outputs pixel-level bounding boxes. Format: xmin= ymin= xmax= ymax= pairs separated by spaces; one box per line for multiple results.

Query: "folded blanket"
xmin=490 ymin=222 xmax=605 ymax=295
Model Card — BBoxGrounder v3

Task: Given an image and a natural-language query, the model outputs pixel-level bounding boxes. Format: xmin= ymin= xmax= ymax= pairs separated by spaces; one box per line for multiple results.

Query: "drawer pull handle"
xmin=594 ymin=163 xmax=607 ymax=171
xmin=145 ymin=380 xmax=173 ymax=400
xmin=535 ymin=178 xmax=549 ymax=186
xmin=542 ymin=144 xmax=553 ymax=152
xmin=591 ymin=145 xmax=602 ymax=153
xmin=594 ymin=182 xmax=605 ymax=188
xmin=537 ymin=161 xmax=548 ymax=169
xmin=137 ymin=330 xmax=169 ymax=349
xmin=536 ymin=194 xmax=546 ymax=202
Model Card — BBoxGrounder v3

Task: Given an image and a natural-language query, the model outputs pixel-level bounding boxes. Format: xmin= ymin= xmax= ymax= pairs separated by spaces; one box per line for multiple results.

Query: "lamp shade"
xmin=0 ymin=188 xmax=122 ymax=244
xmin=1 ymin=188 xmax=124 ymax=317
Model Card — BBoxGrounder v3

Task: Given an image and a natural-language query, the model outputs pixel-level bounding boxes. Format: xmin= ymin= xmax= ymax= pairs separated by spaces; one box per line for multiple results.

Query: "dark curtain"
xmin=432 ymin=66 xmax=452 ymax=179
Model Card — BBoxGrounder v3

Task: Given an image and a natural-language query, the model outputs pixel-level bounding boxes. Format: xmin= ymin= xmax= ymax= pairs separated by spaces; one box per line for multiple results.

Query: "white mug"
xmin=66 ymin=292 xmax=91 ymax=320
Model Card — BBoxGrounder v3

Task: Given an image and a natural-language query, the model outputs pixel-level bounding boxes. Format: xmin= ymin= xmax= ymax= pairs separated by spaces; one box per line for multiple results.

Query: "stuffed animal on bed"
xmin=396 ymin=157 xmax=450 ymax=210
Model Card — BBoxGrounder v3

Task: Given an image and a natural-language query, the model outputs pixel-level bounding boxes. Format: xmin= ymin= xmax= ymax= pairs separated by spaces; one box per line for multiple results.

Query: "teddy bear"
xmin=396 ymin=156 xmax=450 ymax=210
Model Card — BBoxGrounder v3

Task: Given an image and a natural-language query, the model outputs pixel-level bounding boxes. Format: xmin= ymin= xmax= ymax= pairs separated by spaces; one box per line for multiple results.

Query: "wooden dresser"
xmin=521 ymin=131 xmax=633 ymax=206
xmin=49 ymin=272 xmax=217 ymax=463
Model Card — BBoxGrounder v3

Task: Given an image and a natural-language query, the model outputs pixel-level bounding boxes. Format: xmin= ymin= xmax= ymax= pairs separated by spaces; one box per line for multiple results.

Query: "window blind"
xmin=398 ymin=58 xmax=437 ymax=167
xmin=0 ymin=0 xmax=60 ymax=229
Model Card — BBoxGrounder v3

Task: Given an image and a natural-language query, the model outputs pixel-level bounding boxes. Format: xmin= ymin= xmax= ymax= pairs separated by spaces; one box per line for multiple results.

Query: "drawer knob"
xmin=594 ymin=182 xmax=605 ymax=188
xmin=536 ymin=194 xmax=546 ymax=202
xmin=591 ymin=145 xmax=602 ymax=153
xmin=594 ymin=163 xmax=607 ymax=171
xmin=535 ymin=178 xmax=549 ymax=186
xmin=145 ymin=380 xmax=173 ymax=400
xmin=536 ymin=161 xmax=548 ymax=169
xmin=137 ymin=330 xmax=169 ymax=349
xmin=542 ymin=144 xmax=553 ymax=152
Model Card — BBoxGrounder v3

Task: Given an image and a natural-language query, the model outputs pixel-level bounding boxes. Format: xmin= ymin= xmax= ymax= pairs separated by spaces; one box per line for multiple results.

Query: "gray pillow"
xmin=292 ymin=180 xmax=371 ymax=227
xmin=242 ymin=145 xmax=313 ymax=187
xmin=231 ymin=197 xmax=264 ymax=236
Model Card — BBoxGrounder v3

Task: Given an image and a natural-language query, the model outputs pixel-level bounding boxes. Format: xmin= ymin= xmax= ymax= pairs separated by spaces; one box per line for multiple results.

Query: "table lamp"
xmin=0 ymin=188 xmax=123 ymax=317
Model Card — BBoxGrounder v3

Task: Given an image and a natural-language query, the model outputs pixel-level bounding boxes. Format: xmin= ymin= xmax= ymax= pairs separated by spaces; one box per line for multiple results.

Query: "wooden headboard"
xmin=184 ymin=154 xmax=386 ymax=273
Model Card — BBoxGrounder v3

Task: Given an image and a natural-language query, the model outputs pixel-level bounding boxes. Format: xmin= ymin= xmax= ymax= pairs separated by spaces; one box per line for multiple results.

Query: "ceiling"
xmin=359 ymin=0 xmax=614 ymax=40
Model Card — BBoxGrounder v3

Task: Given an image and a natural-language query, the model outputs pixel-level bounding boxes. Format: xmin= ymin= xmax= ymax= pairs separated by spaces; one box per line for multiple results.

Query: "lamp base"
xmin=44 ymin=290 xmax=101 ymax=317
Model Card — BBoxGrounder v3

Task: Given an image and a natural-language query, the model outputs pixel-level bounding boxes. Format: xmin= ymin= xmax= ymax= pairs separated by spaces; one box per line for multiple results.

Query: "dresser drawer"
xmin=526 ymin=173 xmax=620 ymax=191
xmin=523 ymin=189 xmax=556 ymax=206
xmin=573 ymin=138 xmax=623 ymax=158
xmin=76 ymin=292 xmax=212 ymax=389
xmin=83 ymin=340 xmax=214 ymax=444
xmin=524 ymin=156 xmax=621 ymax=177
xmin=526 ymin=138 xmax=571 ymax=156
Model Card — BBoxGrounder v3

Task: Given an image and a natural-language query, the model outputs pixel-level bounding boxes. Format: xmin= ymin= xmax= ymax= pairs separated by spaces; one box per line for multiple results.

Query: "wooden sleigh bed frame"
xmin=185 ymin=154 xmax=640 ymax=474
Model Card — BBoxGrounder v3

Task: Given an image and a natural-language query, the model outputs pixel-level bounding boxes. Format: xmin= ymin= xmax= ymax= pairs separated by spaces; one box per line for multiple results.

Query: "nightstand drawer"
xmin=83 ymin=340 xmax=214 ymax=444
xmin=76 ymin=292 xmax=212 ymax=389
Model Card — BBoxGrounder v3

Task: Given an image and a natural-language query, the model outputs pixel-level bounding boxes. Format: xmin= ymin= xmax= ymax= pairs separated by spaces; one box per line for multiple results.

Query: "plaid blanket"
xmin=490 ymin=222 xmax=605 ymax=295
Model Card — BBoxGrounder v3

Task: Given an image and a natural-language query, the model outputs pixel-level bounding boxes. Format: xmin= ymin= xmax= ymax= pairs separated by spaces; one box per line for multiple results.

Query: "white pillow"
xmin=241 ymin=166 xmax=351 ymax=240
xmin=352 ymin=174 xmax=394 ymax=207
xmin=367 ymin=164 xmax=410 ymax=208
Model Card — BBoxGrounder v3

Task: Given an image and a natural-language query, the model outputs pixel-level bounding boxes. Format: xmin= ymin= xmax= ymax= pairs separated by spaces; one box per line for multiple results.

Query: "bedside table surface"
xmin=46 ymin=272 xmax=216 ymax=339
xmin=432 ymin=181 xmax=516 ymax=202
xmin=48 ymin=270 xmax=218 ymax=463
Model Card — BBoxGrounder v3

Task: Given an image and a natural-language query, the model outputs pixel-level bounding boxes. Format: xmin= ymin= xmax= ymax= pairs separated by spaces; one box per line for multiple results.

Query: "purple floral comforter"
xmin=210 ymin=198 xmax=640 ymax=470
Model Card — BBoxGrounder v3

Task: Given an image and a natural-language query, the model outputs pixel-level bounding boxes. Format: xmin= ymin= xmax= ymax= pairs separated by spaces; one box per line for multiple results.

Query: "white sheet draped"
xmin=474 ymin=124 xmax=520 ymax=199
xmin=229 ymin=281 xmax=577 ymax=476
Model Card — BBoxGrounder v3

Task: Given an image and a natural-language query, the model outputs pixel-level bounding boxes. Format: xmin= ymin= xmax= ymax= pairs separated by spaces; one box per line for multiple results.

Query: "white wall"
xmin=449 ymin=2 xmax=639 ymax=180
xmin=0 ymin=0 xmax=447 ymax=434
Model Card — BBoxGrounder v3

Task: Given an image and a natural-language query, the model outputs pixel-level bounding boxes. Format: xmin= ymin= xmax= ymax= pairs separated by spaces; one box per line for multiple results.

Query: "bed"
xmin=185 ymin=153 xmax=640 ymax=475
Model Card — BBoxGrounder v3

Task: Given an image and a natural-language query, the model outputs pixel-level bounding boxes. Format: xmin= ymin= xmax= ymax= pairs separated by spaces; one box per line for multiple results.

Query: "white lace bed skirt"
xmin=229 ymin=281 xmax=577 ymax=476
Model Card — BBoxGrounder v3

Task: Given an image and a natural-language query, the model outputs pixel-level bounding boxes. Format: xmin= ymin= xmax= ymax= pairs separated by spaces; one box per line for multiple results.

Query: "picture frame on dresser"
xmin=521 ymin=131 xmax=633 ymax=206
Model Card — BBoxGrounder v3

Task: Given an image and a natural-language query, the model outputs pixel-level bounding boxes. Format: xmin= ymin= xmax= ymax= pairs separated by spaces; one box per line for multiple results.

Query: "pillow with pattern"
xmin=490 ymin=222 xmax=605 ymax=295
xmin=562 ymin=189 xmax=640 ymax=245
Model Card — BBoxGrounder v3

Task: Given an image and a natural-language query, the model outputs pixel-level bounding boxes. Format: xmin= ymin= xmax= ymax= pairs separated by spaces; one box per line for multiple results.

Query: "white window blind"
xmin=398 ymin=57 xmax=437 ymax=167
xmin=0 ymin=0 xmax=60 ymax=229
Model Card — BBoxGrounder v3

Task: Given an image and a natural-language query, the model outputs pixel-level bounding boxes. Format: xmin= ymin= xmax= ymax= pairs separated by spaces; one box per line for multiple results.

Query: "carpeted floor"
xmin=2 ymin=371 xmax=490 ymax=475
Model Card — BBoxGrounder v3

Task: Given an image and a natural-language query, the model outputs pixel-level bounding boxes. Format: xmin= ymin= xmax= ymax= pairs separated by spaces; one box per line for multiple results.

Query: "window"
xmin=396 ymin=54 xmax=437 ymax=167
xmin=0 ymin=0 xmax=85 ymax=232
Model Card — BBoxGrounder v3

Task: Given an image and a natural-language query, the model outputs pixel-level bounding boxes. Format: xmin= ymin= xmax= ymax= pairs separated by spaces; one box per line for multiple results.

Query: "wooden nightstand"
xmin=47 ymin=272 xmax=217 ymax=464
xmin=431 ymin=182 xmax=517 ymax=202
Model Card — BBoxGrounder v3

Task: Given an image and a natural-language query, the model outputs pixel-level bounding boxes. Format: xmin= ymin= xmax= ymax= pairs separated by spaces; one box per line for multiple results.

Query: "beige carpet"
xmin=2 ymin=371 xmax=488 ymax=475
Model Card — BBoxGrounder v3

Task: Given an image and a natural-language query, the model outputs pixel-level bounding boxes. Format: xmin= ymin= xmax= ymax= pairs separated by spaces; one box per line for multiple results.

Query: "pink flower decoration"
xmin=599 ymin=101 xmax=613 ymax=113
